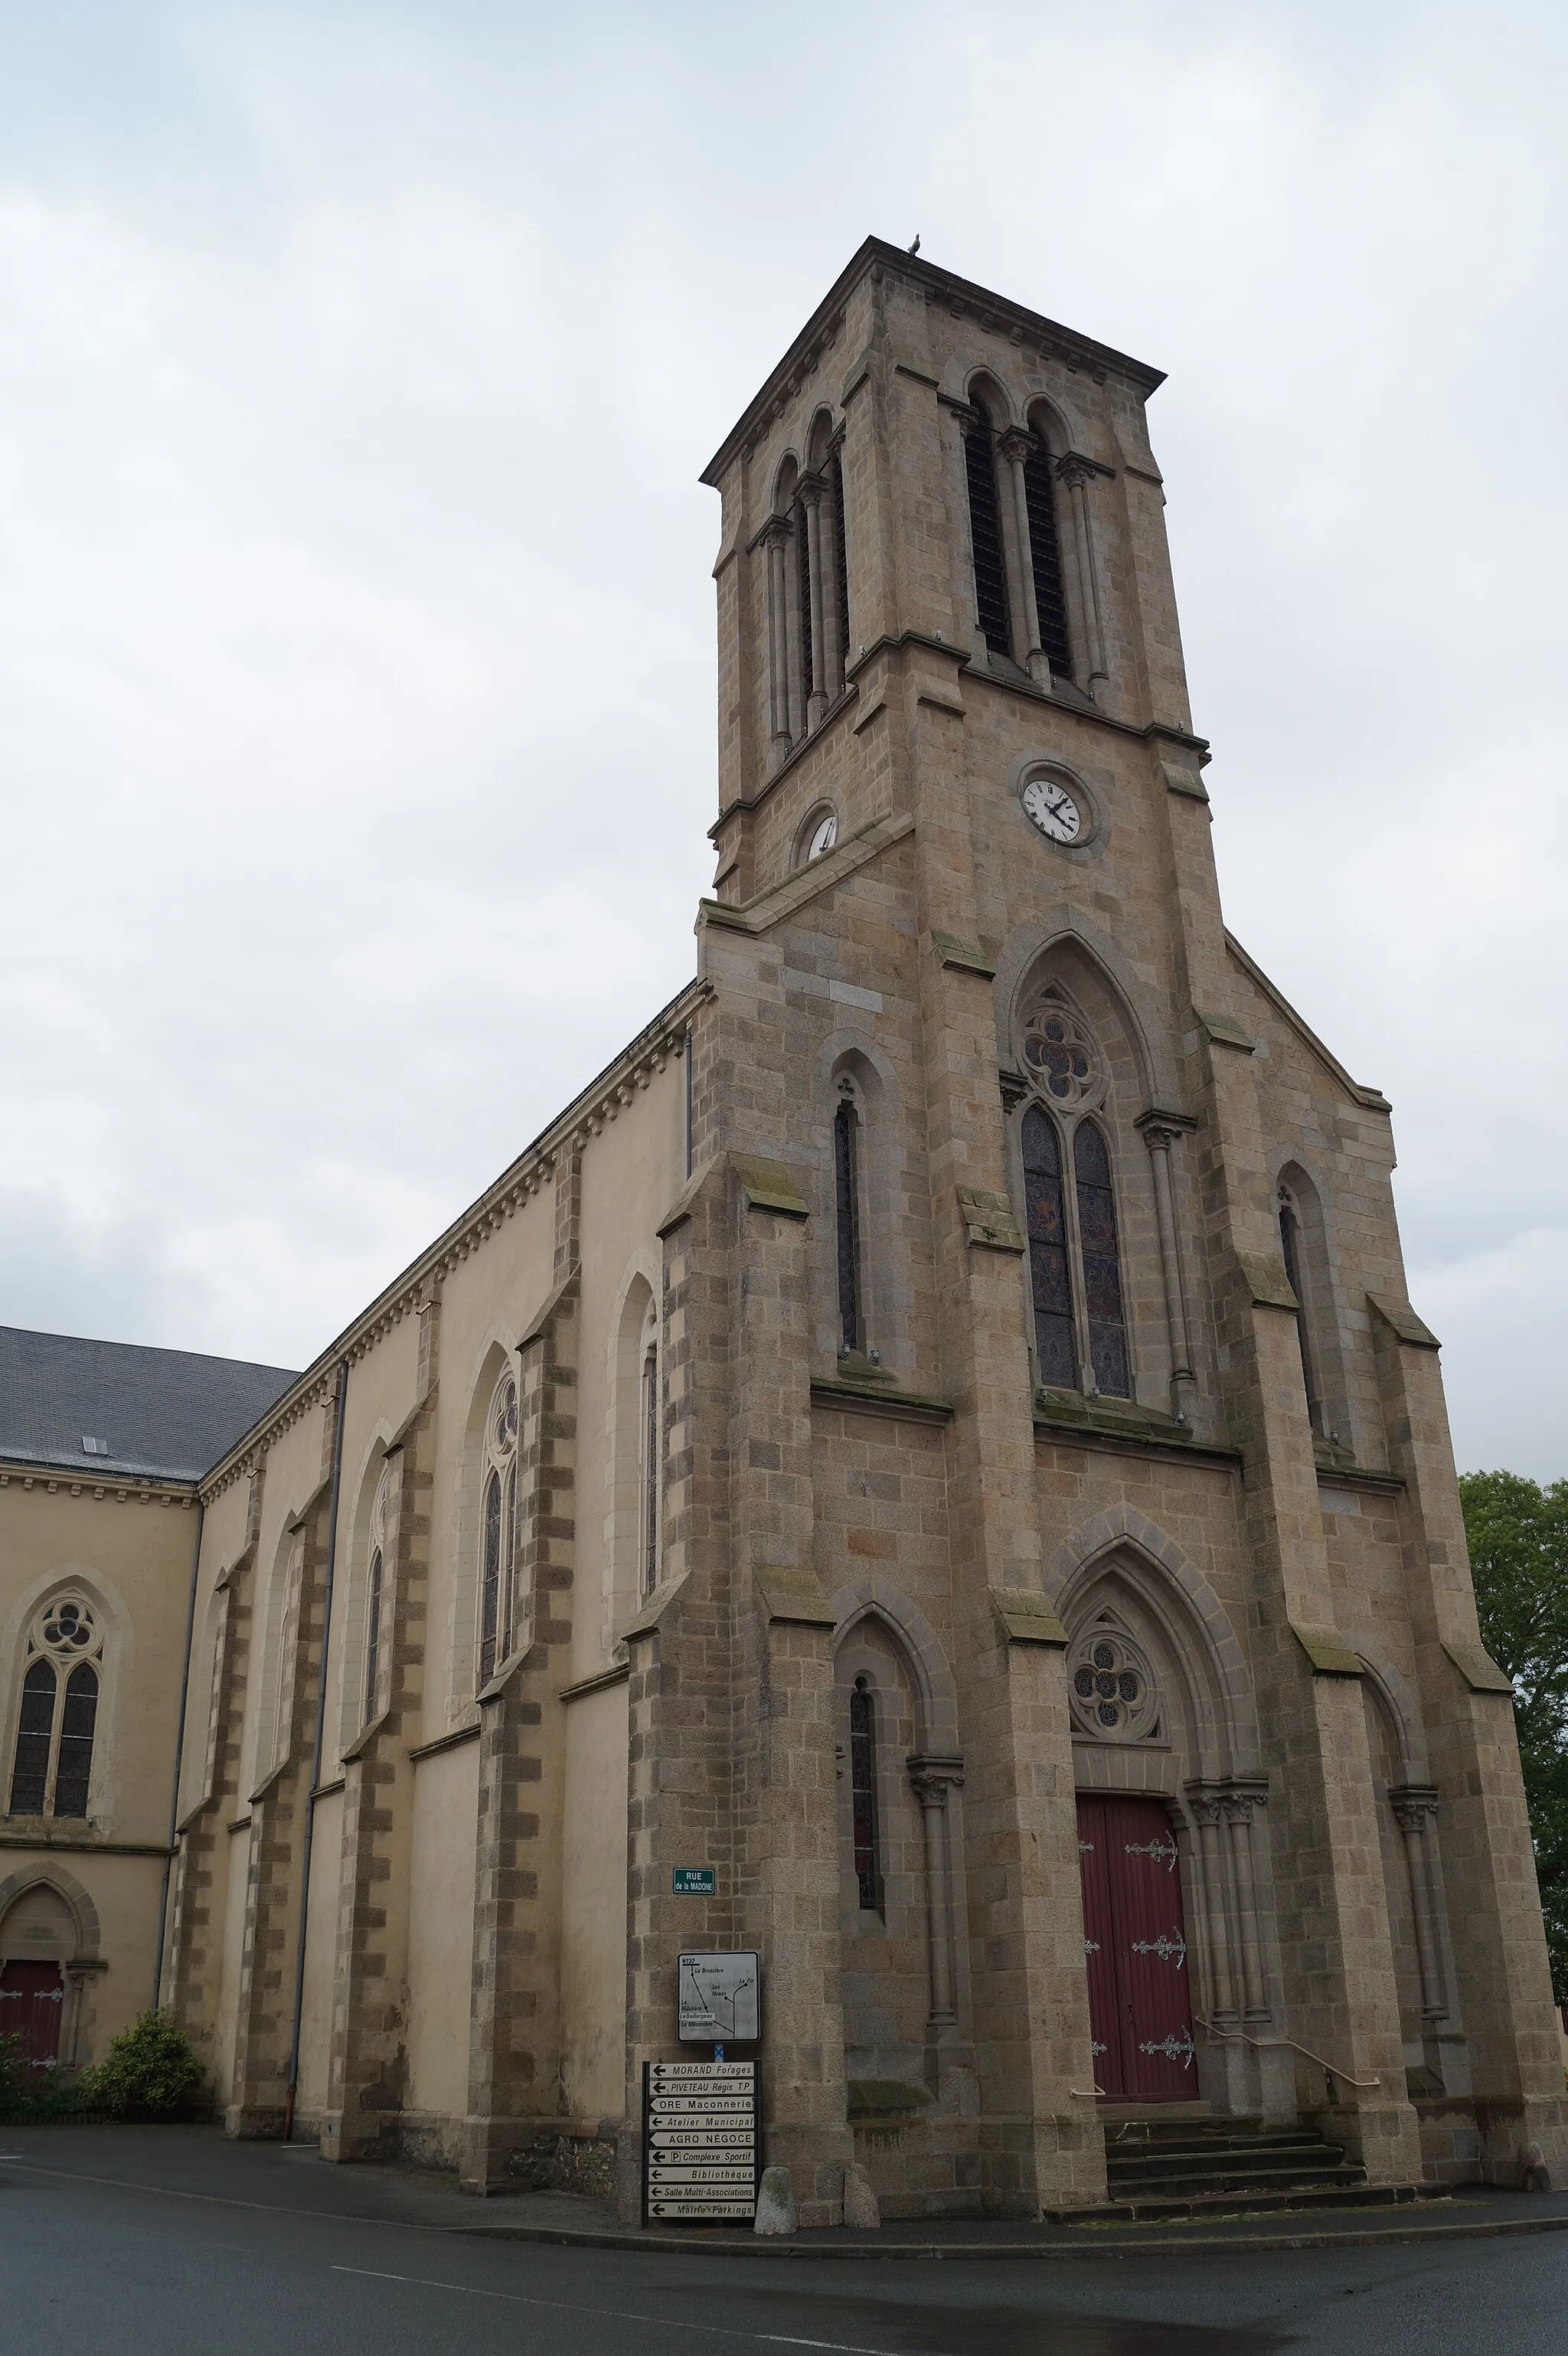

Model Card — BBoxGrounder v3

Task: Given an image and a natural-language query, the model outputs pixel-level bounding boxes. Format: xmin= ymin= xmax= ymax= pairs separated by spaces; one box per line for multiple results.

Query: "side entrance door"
xmin=1076 ymin=1792 xmax=1195 ymax=2101
xmin=0 ymin=1960 xmax=66 ymax=2066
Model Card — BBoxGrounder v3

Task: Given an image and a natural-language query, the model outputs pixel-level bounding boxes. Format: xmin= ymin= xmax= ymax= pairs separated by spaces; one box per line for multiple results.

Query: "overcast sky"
xmin=0 ymin=1 xmax=1563 ymax=1478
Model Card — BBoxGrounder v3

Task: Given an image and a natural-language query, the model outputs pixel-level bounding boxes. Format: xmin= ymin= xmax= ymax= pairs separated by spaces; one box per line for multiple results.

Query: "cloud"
xmin=0 ymin=0 xmax=1562 ymax=1477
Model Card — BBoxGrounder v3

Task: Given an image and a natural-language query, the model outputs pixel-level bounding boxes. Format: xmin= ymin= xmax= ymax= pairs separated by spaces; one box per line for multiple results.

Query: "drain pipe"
xmin=152 ymin=1494 xmax=205 ymax=2009
xmin=283 ymin=1355 xmax=350 ymax=2143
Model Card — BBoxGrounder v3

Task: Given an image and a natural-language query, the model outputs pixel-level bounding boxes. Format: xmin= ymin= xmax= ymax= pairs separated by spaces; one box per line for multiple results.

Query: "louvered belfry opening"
xmin=1024 ymin=436 xmax=1073 ymax=679
xmin=830 ymin=447 xmax=850 ymax=678
xmin=963 ymin=415 xmax=1011 ymax=655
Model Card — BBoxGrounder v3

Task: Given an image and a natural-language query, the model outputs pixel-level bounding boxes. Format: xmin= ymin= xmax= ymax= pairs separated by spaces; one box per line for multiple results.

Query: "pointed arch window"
xmin=834 ymin=1080 xmax=865 ymax=1356
xmin=1019 ymin=998 xmax=1132 ymax=1399
xmin=8 ymin=1596 xmax=103 ymax=1819
xmin=363 ymin=1460 xmax=392 ymax=1726
xmin=849 ymin=1676 xmax=882 ymax=1912
xmin=1277 ymin=1185 xmax=1323 ymax=1433
xmin=478 ymin=1371 xmax=518 ymax=1688
xmin=639 ymin=1314 xmax=661 ymax=1598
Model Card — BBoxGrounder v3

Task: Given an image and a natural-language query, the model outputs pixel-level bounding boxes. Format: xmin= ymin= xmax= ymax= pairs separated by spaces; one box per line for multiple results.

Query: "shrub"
xmin=81 ymin=2010 xmax=205 ymax=2119
xmin=0 ymin=2032 xmax=90 ymax=2122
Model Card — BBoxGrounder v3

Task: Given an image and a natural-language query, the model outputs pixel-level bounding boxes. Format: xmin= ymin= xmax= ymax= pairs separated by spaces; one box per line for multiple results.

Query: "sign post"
xmin=642 ymin=2057 xmax=759 ymax=2225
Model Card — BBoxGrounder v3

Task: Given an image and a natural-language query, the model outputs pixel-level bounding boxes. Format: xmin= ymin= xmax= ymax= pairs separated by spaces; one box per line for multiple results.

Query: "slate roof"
xmin=0 ymin=1325 xmax=299 ymax=1485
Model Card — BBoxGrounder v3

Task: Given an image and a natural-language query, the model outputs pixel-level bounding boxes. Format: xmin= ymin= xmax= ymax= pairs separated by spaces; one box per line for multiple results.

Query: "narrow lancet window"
xmin=1278 ymin=1191 xmax=1322 ymax=1432
xmin=477 ymin=1370 xmax=518 ymax=1689
xmin=8 ymin=1660 xmax=56 ymax=1815
xmin=834 ymin=1087 xmax=864 ymax=1354
xmin=830 ymin=447 xmax=850 ymax=682
xmin=640 ymin=1341 xmax=660 ymax=1596
xmin=1023 ymin=1105 xmax=1078 ymax=1388
xmin=964 ymin=417 xmax=1011 ymax=655
xmin=849 ymin=1676 xmax=881 ymax=1911
xmin=53 ymin=1666 xmax=97 ymax=1818
xmin=1024 ymin=438 xmax=1073 ymax=679
xmin=364 ymin=1549 xmax=383 ymax=1723
xmin=1074 ymin=1120 xmax=1130 ymax=1397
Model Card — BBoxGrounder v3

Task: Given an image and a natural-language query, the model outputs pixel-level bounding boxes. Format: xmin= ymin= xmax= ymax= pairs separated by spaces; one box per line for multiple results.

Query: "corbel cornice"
xmin=201 ymin=978 xmax=709 ymax=1502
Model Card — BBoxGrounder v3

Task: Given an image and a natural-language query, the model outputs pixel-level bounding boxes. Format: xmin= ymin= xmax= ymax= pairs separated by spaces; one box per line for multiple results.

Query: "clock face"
xmin=805 ymin=812 xmax=838 ymax=861
xmin=1022 ymin=776 xmax=1083 ymax=844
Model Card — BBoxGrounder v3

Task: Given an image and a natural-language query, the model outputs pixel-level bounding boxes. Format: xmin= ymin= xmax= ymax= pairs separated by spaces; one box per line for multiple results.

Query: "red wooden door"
xmin=1076 ymin=1793 xmax=1194 ymax=2101
xmin=0 ymin=1961 xmax=65 ymax=2065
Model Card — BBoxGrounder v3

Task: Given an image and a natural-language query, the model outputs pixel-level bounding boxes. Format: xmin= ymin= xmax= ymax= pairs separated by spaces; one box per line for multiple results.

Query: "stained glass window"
xmin=1023 ymin=1105 xmax=1078 ymax=1388
xmin=364 ymin=1549 xmax=383 ymax=1724
xmin=642 ymin=1344 xmax=660 ymax=1597
xmin=8 ymin=1593 xmax=106 ymax=1817
xmin=477 ymin=1372 xmax=518 ymax=1690
xmin=479 ymin=1470 xmax=502 ymax=1688
xmin=8 ymin=1660 xmax=55 ymax=1815
xmin=1074 ymin=1120 xmax=1130 ymax=1397
xmin=849 ymin=1678 xmax=881 ymax=1912
xmin=52 ymin=1666 xmax=98 ymax=1818
xmin=1278 ymin=1195 xmax=1321 ymax=1432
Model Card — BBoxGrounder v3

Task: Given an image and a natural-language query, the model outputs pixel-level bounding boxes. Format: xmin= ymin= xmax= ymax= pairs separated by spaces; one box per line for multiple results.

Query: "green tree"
xmin=1459 ymin=1469 xmax=1568 ymax=1999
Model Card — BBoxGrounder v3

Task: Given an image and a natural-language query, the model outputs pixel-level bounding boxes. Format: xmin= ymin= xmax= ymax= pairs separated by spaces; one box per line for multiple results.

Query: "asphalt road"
xmin=2 ymin=2129 xmax=1565 ymax=2354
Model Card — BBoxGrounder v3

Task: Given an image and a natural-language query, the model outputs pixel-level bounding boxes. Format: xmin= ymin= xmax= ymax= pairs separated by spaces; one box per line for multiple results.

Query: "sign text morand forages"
xmin=642 ymin=2059 xmax=759 ymax=2224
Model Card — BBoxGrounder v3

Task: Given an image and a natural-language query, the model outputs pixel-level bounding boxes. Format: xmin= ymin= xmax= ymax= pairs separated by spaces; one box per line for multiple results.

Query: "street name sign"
xmin=672 ymin=1868 xmax=716 ymax=1895
xmin=642 ymin=2058 xmax=759 ymax=2225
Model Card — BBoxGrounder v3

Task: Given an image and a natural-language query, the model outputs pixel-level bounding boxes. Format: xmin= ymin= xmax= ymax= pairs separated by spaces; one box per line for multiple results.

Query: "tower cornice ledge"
xmin=701 ymin=237 xmax=1167 ymax=488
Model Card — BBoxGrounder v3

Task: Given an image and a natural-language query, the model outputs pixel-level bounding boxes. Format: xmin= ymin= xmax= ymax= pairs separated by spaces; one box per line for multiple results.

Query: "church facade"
xmin=133 ymin=238 xmax=1564 ymax=2218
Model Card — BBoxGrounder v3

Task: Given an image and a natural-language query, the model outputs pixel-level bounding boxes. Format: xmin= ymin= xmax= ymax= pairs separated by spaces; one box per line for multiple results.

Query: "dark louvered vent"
xmin=963 ymin=420 xmax=1011 ymax=655
xmin=830 ymin=449 xmax=850 ymax=682
xmin=1024 ymin=441 xmax=1073 ymax=679
xmin=795 ymin=500 xmax=815 ymax=714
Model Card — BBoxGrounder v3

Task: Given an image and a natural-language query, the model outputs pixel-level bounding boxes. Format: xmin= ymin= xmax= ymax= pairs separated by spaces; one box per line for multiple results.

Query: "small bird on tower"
xmin=908 ymin=234 xmax=921 ymax=254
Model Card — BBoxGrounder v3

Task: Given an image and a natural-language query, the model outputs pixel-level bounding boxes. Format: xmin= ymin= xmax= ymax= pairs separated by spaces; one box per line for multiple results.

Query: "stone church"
xmin=4 ymin=237 xmax=1563 ymax=2220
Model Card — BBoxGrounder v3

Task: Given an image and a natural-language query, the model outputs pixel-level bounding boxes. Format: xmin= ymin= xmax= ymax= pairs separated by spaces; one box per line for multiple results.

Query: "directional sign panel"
xmin=643 ymin=2058 xmax=758 ymax=2226
xmin=677 ymin=1952 xmax=760 ymax=2044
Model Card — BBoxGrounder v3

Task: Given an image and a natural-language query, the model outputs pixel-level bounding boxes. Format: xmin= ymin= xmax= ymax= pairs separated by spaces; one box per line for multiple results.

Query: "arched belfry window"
xmin=1023 ymin=418 xmax=1073 ymax=681
xmin=849 ymin=1676 xmax=883 ymax=1912
xmin=8 ymin=1595 xmax=103 ymax=1819
xmin=478 ymin=1370 xmax=519 ymax=1688
xmin=639 ymin=1296 xmax=662 ymax=1598
xmin=363 ymin=1461 xmax=392 ymax=1726
xmin=963 ymin=403 xmax=1011 ymax=657
xmin=1018 ymin=993 xmax=1132 ymax=1398
xmin=765 ymin=428 xmax=849 ymax=760
xmin=834 ymin=1078 xmax=865 ymax=1357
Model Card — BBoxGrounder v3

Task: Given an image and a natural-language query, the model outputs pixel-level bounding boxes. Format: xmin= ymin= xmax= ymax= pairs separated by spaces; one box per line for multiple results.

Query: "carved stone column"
xmin=1135 ymin=1111 xmax=1197 ymax=1419
xmin=1221 ymin=1784 xmax=1269 ymax=2021
xmin=1390 ymin=1785 xmax=1448 ymax=2023
xmin=1056 ymin=453 xmax=1110 ymax=690
xmin=998 ymin=429 xmax=1047 ymax=684
xmin=762 ymin=518 xmax=793 ymax=755
xmin=1187 ymin=1791 xmax=1237 ymax=2024
xmin=799 ymin=474 xmax=829 ymax=730
xmin=908 ymin=1754 xmax=965 ymax=2028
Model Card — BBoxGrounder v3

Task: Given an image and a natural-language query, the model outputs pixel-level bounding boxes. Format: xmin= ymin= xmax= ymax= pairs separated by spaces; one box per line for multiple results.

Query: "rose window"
xmin=1068 ymin=1626 xmax=1158 ymax=1742
xmin=1021 ymin=999 xmax=1100 ymax=1108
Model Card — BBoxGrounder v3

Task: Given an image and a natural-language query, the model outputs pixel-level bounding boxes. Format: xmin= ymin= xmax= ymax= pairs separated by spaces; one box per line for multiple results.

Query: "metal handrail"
xmin=1194 ymin=2013 xmax=1380 ymax=2090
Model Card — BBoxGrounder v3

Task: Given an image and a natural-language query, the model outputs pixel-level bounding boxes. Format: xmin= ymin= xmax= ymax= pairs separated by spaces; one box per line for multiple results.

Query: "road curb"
xmin=457 ymin=2206 xmax=1568 ymax=2262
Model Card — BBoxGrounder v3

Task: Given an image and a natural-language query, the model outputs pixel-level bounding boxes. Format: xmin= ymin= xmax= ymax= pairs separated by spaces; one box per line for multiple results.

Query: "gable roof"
xmin=0 ymin=1325 xmax=298 ymax=1485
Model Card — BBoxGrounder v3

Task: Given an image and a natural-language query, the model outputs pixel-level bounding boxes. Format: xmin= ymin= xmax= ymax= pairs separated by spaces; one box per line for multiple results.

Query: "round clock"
xmin=805 ymin=811 xmax=838 ymax=861
xmin=1021 ymin=776 xmax=1083 ymax=844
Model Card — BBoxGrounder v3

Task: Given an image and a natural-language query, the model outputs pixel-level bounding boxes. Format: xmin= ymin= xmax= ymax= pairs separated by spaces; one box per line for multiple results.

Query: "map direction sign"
xmin=677 ymin=1952 xmax=760 ymax=2044
xmin=643 ymin=2059 xmax=758 ymax=2225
